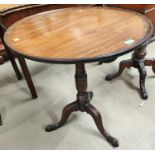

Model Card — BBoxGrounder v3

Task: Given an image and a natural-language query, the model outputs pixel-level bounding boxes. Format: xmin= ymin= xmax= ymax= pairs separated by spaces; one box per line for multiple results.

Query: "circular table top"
xmin=4 ymin=7 xmax=154 ymax=64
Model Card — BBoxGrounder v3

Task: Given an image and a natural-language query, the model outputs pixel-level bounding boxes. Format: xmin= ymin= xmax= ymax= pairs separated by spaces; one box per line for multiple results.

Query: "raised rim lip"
xmin=4 ymin=6 xmax=154 ymax=64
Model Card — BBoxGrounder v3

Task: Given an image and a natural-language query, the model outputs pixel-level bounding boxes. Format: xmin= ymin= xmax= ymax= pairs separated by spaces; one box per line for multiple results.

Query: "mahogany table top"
xmin=4 ymin=7 xmax=154 ymax=63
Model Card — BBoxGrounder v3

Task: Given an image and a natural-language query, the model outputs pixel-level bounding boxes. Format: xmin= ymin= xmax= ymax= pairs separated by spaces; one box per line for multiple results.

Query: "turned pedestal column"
xmin=45 ymin=63 xmax=119 ymax=147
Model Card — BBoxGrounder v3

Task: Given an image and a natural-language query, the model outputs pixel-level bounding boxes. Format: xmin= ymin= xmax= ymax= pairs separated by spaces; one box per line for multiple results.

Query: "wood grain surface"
xmin=4 ymin=7 xmax=153 ymax=63
xmin=0 ymin=4 xmax=20 ymax=12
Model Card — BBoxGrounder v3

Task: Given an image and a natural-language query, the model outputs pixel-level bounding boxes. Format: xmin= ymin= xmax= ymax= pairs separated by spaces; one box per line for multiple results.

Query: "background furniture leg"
xmin=18 ymin=56 xmax=37 ymax=99
xmin=137 ymin=62 xmax=148 ymax=99
xmin=6 ymin=50 xmax=22 ymax=80
xmin=0 ymin=114 xmax=2 ymax=125
xmin=105 ymin=59 xmax=133 ymax=81
xmin=0 ymin=25 xmax=22 ymax=80
xmin=0 ymin=55 xmax=4 ymax=64
xmin=105 ymin=47 xmax=151 ymax=99
xmin=145 ymin=58 xmax=155 ymax=73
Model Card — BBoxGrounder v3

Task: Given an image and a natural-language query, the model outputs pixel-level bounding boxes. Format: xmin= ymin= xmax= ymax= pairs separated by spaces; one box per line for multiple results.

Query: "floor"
xmin=0 ymin=43 xmax=155 ymax=150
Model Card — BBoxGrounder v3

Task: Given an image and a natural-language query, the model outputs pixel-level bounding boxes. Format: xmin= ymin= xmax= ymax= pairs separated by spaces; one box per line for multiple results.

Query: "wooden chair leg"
xmin=0 ymin=25 xmax=22 ymax=80
xmin=18 ymin=56 xmax=38 ymax=99
xmin=0 ymin=56 xmax=4 ymax=64
xmin=7 ymin=49 xmax=22 ymax=80
xmin=0 ymin=114 xmax=2 ymax=126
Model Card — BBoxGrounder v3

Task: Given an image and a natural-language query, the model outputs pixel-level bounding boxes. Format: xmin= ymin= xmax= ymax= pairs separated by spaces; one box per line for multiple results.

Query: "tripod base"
xmin=45 ymin=64 xmax=119 ymax=147
xmin=105 ymin=47 xmax=155 ymax=99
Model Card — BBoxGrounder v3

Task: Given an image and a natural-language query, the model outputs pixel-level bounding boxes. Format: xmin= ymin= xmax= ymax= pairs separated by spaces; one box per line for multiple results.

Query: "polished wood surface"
xmin=0 ymin=4 xmax=92 ymax=28
xmin=0 ymin=4 xmax=19 ymax=12
xmin=5 ymin=7 xmax=153 ymax=63
xmin=107 ymin=4 xmax=155 ymax=34
xmin=0 ymin=4 xmax=92 ymax=60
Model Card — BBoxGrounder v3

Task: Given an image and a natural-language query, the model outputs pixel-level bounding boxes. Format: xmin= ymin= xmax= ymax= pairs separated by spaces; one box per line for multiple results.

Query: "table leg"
xmin=105 ymin=46 xmax=153 ymax=100
xmin=45 ymin=63 xmax=119 ymax=147
xmin=0 ymin=25 xmax=22 ymax=80
xmin=0 ymin=114 xmax=2 ymax=125
xmin=18 ymin=56 xmax=38 ymax=99
xmin=0 ymin=56 xmax=4 ymax=64
xmin=105 ymin=59 xmax=133 ymax=80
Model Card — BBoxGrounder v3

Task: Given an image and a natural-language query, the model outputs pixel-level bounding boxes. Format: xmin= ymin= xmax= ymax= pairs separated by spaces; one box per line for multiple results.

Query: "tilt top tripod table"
xmin=4 ymin=7 xmax=154 ymax=147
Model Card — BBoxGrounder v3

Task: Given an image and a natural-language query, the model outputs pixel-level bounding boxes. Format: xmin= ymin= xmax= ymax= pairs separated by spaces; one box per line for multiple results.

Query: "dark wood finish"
xmin=0 ymin=46 xmax=4 ymax=125
xmin=18 ymin=56 xmax=37 ymax=99
xmin=106 ymin=46 xmax=155 ymax=99
xmin=0 ymin=113 xmax=2 ymax=125
xmin=0 ymin=48 xmax=8 ymax=61
xmin=45 ymin=63 xmax=119 ymax=147
xmin=0 ymin=38 xmax=8 ymax=61
xmin=4 ymin=7 xmax=154 ymax=146
xmin=105 ymin=47 xmax=145 ymax=99
xmin=4 ymin=7 xmax=153 ymax=64
xmin=0 ymin=24 xmax=22 ymax=80
xmin=0 ymin=55 xmax=4 ymax=64
xmin=0 ymin=49 xmax=3 ymax=125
